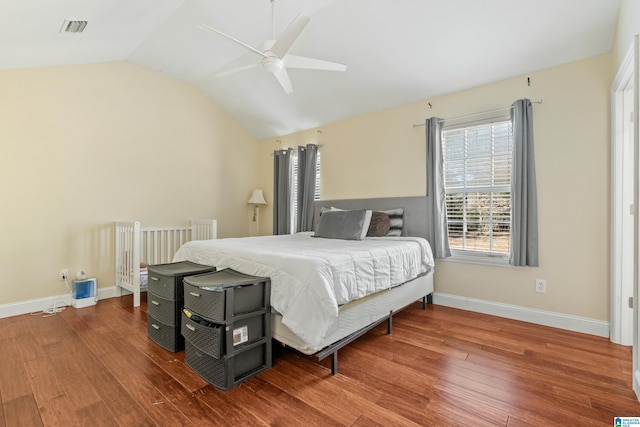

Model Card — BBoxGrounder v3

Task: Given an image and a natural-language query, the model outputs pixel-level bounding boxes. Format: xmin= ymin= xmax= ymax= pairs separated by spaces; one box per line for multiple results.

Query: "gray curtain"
xmin=510 ymin=99 xmax=539 ymax=266
xmin=273 ymin=148 xmax=293 ymax=235
xmin=296 ymin=144 xmax=318 ymax=232
xmin=425 ymin=117 xmax=451 ymax=258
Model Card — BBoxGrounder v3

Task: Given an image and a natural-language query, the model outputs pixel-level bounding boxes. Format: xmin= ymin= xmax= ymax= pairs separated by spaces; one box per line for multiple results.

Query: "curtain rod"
xmin=412 ymin=99 xmax=543 ymax=127
xmin=270 ymin=143 xmax=322 ymax=155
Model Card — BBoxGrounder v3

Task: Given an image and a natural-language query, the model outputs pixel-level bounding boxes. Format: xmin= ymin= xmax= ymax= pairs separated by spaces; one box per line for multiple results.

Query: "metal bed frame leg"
xmin=331 ymin=352 xmax=338 ymax=375
xmin=422 ymin=293 xmax=433 ymax=309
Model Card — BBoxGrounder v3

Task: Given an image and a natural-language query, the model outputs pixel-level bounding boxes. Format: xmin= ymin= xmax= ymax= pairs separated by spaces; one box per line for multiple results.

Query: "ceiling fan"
xmin=197 ymin=0 xmax=347 ymax=94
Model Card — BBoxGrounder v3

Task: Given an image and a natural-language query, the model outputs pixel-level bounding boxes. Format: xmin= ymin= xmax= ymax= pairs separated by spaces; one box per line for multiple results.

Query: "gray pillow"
xmin=314 ymin=209 xmax=368 ymax=240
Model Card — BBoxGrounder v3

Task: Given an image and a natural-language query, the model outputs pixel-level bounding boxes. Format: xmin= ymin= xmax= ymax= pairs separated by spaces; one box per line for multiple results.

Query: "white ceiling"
xmin=0 ymin=0 xmax=620 ymax=140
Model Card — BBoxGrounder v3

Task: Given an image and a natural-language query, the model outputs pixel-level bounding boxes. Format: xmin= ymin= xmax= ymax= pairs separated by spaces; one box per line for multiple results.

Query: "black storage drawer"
xmin=147 ymin=293 xmax=179 ymax=326
xmin=183 ymin=269 xmax=270 ymax=323
xmin=148 ymin=315 xmax=184 ymax=352
xmin=181 ymin=311 xmax=267 ymax=359
xmin=148 ymin=261 xmax=214 ymax=300
xmin=185 ymin=339 xmax=271 ymax=390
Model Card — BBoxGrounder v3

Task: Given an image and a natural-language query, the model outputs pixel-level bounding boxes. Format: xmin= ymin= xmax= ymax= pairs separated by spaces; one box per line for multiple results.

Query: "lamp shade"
xmin=248 ymin=189 xmax=267 ymax=205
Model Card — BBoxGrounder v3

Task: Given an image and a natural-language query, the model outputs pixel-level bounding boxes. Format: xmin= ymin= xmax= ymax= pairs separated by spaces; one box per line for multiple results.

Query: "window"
xmin=442 ymin=118 xmax=512 ymax=259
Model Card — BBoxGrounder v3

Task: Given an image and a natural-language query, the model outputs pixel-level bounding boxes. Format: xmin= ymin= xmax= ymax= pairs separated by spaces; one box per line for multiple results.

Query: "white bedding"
xmin=173 ymin=232 xmax=434 ymax=348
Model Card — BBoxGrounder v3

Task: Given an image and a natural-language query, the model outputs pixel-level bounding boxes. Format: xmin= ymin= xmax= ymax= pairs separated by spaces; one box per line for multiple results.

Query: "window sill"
xmin=439 ymin=251 xmax=515 ymax=268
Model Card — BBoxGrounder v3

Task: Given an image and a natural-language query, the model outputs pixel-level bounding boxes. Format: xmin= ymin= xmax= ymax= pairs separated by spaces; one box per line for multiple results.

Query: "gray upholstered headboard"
xmin=313 ymin=196 xmax=429 ymax=239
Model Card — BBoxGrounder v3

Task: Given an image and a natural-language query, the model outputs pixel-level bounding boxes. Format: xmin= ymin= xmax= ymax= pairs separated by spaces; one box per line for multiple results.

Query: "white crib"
xmin=114 ymin=219 xmax=217 ymax=307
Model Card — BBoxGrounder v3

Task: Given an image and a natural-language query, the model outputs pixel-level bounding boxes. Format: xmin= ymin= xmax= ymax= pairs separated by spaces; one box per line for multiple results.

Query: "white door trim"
xmin=611 ymin=42 xmax=635 ymax=346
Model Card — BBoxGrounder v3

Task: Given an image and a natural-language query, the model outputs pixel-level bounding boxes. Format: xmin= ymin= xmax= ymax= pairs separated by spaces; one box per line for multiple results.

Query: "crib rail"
xmin=115 ymin=219 xmax=216 ymax=307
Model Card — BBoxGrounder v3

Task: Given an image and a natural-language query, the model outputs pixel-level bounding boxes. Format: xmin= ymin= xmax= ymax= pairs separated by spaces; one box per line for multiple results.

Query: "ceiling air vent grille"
xmin=60 ymin=20 xmax=88 ymax=34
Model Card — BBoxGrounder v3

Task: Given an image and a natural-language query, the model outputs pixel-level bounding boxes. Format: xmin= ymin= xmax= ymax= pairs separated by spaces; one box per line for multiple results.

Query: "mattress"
xmin=173 ymin=232 xmax=434 ymax=348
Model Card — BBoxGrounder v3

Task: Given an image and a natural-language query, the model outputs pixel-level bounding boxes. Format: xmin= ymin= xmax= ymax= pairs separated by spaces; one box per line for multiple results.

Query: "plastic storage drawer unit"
xmin=182 ymin=268 xmax=272 ymax=390
xmin=146 ymin=261 xmax=214 ymax=352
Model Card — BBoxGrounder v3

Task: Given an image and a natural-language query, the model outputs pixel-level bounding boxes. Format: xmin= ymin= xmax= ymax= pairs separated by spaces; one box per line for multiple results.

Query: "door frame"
xmin=611 ymin=39 xmax=636 ymax=347
xmin=612 ymin=35 xmax=639 ymax=400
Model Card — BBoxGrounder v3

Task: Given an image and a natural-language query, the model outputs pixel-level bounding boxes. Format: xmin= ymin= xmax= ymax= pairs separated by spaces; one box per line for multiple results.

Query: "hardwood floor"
xmin=1 ymin=294 xmax=639 ymax=426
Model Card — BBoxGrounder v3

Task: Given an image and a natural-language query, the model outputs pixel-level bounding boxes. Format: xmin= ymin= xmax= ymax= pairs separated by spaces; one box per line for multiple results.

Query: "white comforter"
xmin=173 ymin=232 xmax=434 ymax=348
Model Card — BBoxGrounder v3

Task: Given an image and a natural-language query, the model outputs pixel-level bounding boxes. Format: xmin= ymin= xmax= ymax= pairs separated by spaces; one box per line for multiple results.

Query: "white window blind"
xmin=442 ymin=118 xmax=512 ymax=255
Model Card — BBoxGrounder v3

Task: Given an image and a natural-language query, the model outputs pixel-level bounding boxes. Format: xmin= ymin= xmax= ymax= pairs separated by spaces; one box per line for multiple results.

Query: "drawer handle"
xmin=186 ymin=323 xmax=196 ymax=332
xmin=151 ymin=300 xmax=160 ymax=306
xmin=151 ymin=277 xmax=159 ymax=281
xmin=189 ymin=292 xmax=201 ymax=297
xmin=151 ymin=324 xmax=160 ymax=330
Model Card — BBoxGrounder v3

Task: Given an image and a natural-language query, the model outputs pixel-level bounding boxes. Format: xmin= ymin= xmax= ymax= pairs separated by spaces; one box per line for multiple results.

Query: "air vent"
xmin=60 ymin=20 xmax=88 ymax=34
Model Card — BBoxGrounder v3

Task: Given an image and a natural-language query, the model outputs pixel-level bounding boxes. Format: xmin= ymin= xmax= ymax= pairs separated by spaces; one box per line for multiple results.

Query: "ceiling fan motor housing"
xmin=262 ymin=54 xmax=284 ymax=73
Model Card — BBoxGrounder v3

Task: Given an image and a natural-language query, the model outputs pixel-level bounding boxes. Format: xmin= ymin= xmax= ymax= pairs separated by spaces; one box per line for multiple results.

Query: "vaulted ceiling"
xmin=0 ymin=0 xmax=620 ymax=139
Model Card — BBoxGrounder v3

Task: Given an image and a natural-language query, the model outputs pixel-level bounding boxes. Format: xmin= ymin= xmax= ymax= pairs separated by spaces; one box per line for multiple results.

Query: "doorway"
xmin=611 ymin=34 xmax=638 ymax=400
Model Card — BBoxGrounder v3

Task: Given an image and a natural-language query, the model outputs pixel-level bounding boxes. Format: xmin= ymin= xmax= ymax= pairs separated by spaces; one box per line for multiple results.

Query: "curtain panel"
xmin=425 ymin=117 xmax=451 ymax=259
xmin=297 ymin=144 xmax=318 ymax=232
xmin=510 ymin=99 xmax=539 ymax=266
xmin=273 ymin=148 xmax=293 ymax=235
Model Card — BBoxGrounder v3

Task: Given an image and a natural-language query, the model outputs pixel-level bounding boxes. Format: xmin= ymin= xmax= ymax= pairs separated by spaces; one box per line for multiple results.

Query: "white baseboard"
xmin=433 ymin=292 xmax=610 ymax=338
xmin=0 ymin=286 xmax=119 ymax=319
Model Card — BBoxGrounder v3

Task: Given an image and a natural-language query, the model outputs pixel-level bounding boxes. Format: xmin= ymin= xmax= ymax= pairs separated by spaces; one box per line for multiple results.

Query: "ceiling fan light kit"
xmin=198 ymin=0 xmax=346 ymax=93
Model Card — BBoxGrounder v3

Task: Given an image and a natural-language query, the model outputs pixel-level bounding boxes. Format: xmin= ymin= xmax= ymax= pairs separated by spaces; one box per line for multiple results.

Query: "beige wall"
xmin=258 ymin=54 xmax=613 ymax=322
xmin=0 ymin=62 xmax=260 ymax=305
xmin=613 ymin=0 xmax=640 ymax=67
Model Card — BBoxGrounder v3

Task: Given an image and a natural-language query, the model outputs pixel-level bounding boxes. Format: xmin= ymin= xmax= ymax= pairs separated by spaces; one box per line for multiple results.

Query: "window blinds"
xmin=442 ymin=119 xmax=513 ymax=254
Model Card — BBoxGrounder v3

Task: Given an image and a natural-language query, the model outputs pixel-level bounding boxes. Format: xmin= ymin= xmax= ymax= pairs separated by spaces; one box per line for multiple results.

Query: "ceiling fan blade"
xmin=217 ymin=63 xmax=260 ymax=78
xmin=197 ymin=23 xmax=267 ymax=58
xmin=273 ymin=67 xmax=293 ymax=94
xmin=285 ymin=54 xmax=347 ymax=72
xmin=270 ymin=14 xmax=310 ymax=59
xmin=215 ymin=52 xmax=261 ymax=77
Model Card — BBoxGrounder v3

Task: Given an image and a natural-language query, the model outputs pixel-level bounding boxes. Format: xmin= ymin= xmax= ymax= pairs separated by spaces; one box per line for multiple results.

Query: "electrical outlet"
xmin=535 ymin=278 xmax=546 ymax=293
xmin=59 ymin=268 xmax=69 ymax=281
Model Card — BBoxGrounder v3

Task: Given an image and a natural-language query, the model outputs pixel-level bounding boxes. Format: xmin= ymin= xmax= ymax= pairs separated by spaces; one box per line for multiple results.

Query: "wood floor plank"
xmin=3 ymin=395 xmax=43 ymax=427
xmin=0 ymin=387 xmax=5 ymax=427
xmin=232 ymin=376 xmax=345 ymax=426
xmin=0 ymin=337 xmax=34 ymax=401
xmin=193 ymin=385 xmax=272 ymax=426
xmin=86 ymin=369 xmax=157 ymax=427
xmin=37 ymin=392 xmax=83 ymax=427
xmin=74 ymin=401 xmax=119 ymax=427
xmin=98 ymin=348 xmax=194 ymax=426
xmin=23 ymin=356 xmax=66 ymax=405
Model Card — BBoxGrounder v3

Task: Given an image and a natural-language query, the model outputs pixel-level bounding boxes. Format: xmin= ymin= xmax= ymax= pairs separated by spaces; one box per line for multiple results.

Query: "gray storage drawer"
xmin=181 ymin=311 xmax=267 ymax=358
xmin=148 ymin=315 xmax=183 ymax=352
xmin=148 ymin=261 xmax=214 ymax=300
xmin=183 ymin=269 xmax=270 ymax=323
xmin=185 ymin=339 xmax=271 ymax=390
xmin=147 ymin=293 xmax=179 ymax=326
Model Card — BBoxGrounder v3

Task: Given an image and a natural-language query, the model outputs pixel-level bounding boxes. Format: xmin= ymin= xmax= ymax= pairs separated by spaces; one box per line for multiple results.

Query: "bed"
xmin=173 ymin=196 xmax=434 ymax=374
